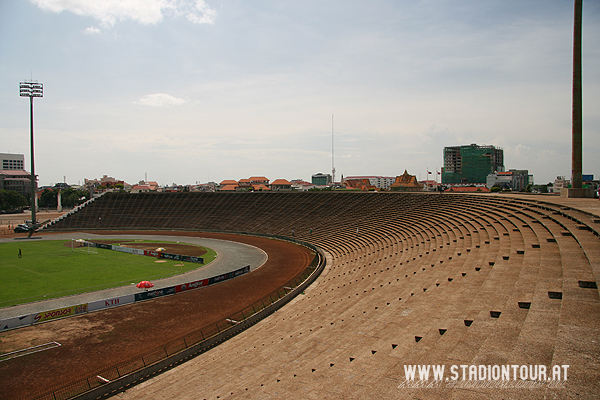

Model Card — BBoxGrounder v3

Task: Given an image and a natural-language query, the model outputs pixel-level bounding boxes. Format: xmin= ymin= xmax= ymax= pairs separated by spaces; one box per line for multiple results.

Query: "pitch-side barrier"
xmin=0 ymin=265 xmax=249 ymax=332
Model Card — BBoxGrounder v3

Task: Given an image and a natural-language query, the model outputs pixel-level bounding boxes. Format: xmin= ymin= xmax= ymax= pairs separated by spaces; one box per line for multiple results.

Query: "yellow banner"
xmin=33 ymin=304 xmax=88 ymax=324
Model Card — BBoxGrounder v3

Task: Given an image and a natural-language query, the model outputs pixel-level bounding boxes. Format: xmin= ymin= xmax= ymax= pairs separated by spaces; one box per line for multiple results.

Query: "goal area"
xmin=71 ymin=239 xmax=98 ymax=254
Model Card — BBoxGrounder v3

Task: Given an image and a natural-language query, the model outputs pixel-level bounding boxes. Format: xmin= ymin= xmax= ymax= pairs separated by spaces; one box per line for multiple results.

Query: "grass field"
xmin=0 ymin=240 xmax=216 ymax=308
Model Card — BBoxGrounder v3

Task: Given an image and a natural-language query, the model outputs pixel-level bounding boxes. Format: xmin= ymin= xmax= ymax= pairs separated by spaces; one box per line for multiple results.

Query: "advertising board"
xmin=88 ymin=294 xmax=135 ymax=312
xmin=33 ymin=304 xmax=88 ymax=324
xmin=160 ymin=252 xmax=182 ymax=261
xmin=0 ymin=315 xmax=33 ymax=331
xmin=112 ymin=246 xmax=145 ymax=256
xmin=134 ymin=286 xmax=177 ymax=302
xmin=181 ymin=255 xmax=204 ymax=263
xmin=175 ymin=279 xmax=209 ymax=293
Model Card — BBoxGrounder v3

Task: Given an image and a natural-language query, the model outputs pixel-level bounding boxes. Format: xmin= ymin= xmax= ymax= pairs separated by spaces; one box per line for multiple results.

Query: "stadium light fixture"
xmin=20 ymin=80 xmax=43 ymax=229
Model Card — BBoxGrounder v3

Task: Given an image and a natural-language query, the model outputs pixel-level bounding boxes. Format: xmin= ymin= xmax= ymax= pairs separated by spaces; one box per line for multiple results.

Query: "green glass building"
xmin=312 ymin=173 xmax=332 ymax=186
xmin=442 ymin=144 xmax=504 ymax=184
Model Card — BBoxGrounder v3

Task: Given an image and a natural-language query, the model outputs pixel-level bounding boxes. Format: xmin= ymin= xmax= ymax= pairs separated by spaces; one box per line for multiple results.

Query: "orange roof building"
xmin=238 ymin=179 xmax=252 ymax=189
xmin=219 ymin=180 xmax=239 ymax=191
xmin=343 ymin=178 xmax=377 ymax=191
xmin=390 ymin=170 xmax=423 ymax=191
xmin=220 ymin=185 xmax=238 ymax=191
xmin=249 ymin=177 xmax=269 ymax=185
xmin=131 ymin=184 xmax=152 ymax=193
xmin=252 ymin=184 xmax=271 ymax=191
xmin=270 ymin=179 xmax=292 ymax=191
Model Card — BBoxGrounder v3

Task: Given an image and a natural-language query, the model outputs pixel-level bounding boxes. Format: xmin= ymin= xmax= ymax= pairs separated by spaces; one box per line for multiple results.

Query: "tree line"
xmin=0 ymin=190 xmax=28 ymax=211
xmin=38 ymin=187 xmax=91 ymax=208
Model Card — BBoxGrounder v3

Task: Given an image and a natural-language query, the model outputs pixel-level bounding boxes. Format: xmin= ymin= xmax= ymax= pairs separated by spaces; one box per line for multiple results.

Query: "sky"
xmin=1 ymin=0 xmax=599 ymax=187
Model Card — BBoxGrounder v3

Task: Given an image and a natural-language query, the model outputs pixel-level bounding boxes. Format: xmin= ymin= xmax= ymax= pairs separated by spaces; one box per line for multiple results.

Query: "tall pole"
xmin=572 ymin=0 xmax=583 ymax=189
xmin=331 ymin=114 xmax=335 ymax=185
xmin=29 ymin=96 xmax=36 ymax=225
xmin=20 ymin=81 xmax=43 ymax=228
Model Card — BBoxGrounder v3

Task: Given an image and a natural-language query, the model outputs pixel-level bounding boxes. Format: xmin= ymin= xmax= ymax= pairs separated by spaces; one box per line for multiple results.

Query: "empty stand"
xmin=43 ymin=192 xmax=600 ymax=399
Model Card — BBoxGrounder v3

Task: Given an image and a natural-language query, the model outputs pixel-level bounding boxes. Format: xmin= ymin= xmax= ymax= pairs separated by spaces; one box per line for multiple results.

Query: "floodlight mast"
xmin=332 ymin=114 xmax=335 ymax=186
xmin=571 ymin=0 xmax=583 ymax=189
xmin=19 ymin=81 xmax=43 ymax=228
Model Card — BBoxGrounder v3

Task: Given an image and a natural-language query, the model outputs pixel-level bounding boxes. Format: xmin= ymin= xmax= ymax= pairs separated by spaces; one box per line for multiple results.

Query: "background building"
xmin=390 ymin=170 xmax=423 ymax=191
xmin=290 ymin=179 xmax=315 ymax=191
xmin=553 ymin=176 xmax=570 ymax=193
xmin=442 ymin=144 xmax=504 ymax=184
xmin=419 ymin=180 xmax=439 ymax=192
xmin=486 ymin=169 xmax=529 ymax=191
xmin=1 ymin=152 xmax=31 ymax=198
xmin=342 ymin=178 xmax=377 ymax=191
xmin=344 ymin=176 xmax=395 ymax=190
xmin=1 ymin=153 xmax=25 ymax=170
xmin=0 ymin=169 xmax=32 ymax=197
xmin=311 ymin=173 xmax=332 ymax=186
xmin=271 ymin=179 xmax=292 ymax=191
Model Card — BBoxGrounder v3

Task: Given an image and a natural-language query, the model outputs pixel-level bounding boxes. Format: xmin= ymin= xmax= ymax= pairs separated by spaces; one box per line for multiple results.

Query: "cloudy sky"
xmin=1 ymin=1 xmax=599 ymax=187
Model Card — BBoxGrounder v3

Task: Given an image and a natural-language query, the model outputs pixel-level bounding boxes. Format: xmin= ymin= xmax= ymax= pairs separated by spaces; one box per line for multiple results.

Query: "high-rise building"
xmin=442 ymin=144 xmax=504 ymax=184
xmin=312 ymin=173 xmax=332 ymax=186
xmin=1 ymin=153 xmax=25 ymax=170
xmin=0 ymin=153 xmax=30 ymax=198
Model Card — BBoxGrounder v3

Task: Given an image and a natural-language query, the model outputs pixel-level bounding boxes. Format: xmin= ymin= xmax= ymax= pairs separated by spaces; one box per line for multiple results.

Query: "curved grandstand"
xmin=22 ymin=193 xmax=600 ymax=397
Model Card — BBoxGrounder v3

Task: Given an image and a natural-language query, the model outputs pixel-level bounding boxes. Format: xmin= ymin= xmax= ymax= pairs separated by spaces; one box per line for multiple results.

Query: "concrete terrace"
xmin=41 ymin=192 xmax=600 ymax=399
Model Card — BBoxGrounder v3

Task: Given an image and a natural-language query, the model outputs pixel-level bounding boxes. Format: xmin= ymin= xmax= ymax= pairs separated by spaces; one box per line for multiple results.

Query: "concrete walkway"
xmin=0 ymin=233 xmax=268 ymax=319
xmin=476 ymin=192 xmax=600 ymax=217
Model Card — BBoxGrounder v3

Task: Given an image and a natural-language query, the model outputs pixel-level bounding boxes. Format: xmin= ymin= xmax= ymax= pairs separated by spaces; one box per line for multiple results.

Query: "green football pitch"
xmin=0 ymin=240 xmax=216 ymax=308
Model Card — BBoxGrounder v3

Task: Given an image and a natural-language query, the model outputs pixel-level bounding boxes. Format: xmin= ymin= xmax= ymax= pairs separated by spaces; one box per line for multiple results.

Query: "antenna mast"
xmin=331 ymin=114 xmax=335 ymax=185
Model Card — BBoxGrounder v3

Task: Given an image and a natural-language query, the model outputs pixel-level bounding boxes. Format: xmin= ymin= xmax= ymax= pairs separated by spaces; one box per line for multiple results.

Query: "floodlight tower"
xmin=331 ymin=114 xmax=336 ymax=185
xmin=19 ymin=80 xmax=43 ymax=227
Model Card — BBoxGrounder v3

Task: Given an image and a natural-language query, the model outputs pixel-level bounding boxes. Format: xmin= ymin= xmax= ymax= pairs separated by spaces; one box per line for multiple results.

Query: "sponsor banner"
xmin=174 ymin=266 xmax=248 ymax=293
xmin=208 ymin=272 xmax=231 ymax=285
xmin=175 ymin=278 xmax=209 ymax=293
xmin=208 ymin=266 xmax=250 ymax=285
xmin=112 ymin=246 xmax=145 ymax=256
xmin=135 ymin=286 xmax=177 ymax=302
xmin=144 ymin=250 xmax=160 ymax=257
xmin=181 ymin=255 xmax=204 ymax=264
xmin=33 ymin=304 xmax=88 ymax=324
xmin=95 ymin=243 xmax=112 ymax=250
xmin=1 ymin=314 xmax=33 ymax=331
xmin=160 ymin=252 xmax=182 ymax=261
xmin=88 ymin=294 xmax=135 ymax=312
xmin=233 ymin=265 xmax=250 ymax=276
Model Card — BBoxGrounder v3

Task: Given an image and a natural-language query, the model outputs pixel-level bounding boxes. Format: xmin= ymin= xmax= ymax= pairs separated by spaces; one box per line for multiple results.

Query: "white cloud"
xmin=83 ymin=26 xmax=101 ymax=35
xmin=30 ymin=0 xmax=216 ymax=28
xmin=514 ymin=144 xmax=532 ymax=157
xmin=134 ymin=93 xmax=187 ymax=107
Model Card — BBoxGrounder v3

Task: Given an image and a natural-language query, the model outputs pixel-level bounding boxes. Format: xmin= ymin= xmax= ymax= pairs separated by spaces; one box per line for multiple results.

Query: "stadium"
xmin=1 ymin=191 xmax=599 ymax=399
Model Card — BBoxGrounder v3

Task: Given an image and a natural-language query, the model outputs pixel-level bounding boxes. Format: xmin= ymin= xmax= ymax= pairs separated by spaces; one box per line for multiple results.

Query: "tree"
xmin=39 ymin=188 xmax=58 ymax=208
xmin=0 ymin=190 xmax=28 ymax=210
xmin=38 ymin=188 xmax=90 ymax=208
